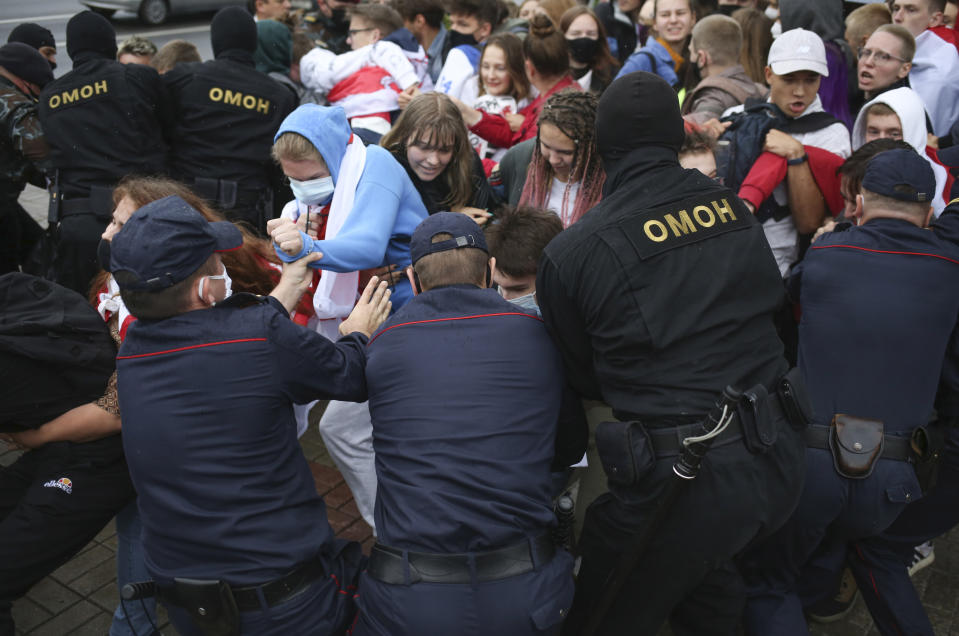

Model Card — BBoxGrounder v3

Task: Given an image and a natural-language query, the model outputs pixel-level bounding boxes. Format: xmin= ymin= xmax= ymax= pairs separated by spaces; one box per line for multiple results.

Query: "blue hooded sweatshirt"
xmin=273 ymin=104 xmax=428 ymax=309
xmin=615 ymin=38 xmax=678 ymax=87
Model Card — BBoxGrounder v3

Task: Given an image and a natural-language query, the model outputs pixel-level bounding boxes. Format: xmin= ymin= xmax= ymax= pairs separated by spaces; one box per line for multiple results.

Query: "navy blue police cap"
xmin=410 ymin=211 xmax=488 ymax=265
xmin=862 ymin=148 xmax=936 ymax=203
xmin=111 ymin=195 xmax=242 ymax=292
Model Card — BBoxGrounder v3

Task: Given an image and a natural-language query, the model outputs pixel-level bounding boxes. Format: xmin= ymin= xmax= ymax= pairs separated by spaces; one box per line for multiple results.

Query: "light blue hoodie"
xmin=615 ymin=38 xmax=678 ymax=87
xmin=273 ymin=104 xmax=428 ymax=309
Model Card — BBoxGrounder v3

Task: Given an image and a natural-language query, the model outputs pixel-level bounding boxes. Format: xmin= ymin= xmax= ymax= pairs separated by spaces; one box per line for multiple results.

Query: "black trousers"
xmin=0 ymin=438 xmax=135 ymax=636
xmin=562 ymin=417 xmax=805 ymax=636
xmin=53 ymin=213 xmax=108 ymax=296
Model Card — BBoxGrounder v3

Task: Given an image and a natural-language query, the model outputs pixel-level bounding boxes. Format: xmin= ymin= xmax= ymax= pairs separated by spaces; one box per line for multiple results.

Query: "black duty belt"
xmin=157 ymin=558 xmax=325 ymax=612
xmin=803 ymin=424 xmax=914 ymax=462
xmin=367 ymin=533 xmax=555 ymax=585
xmin=641 ymin=390 xmax=788 ymax=457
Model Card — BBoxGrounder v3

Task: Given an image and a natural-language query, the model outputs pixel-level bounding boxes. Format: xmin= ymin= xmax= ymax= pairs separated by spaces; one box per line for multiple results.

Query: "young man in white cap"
xmin=723 ymin=28 xmax=851 ymax=278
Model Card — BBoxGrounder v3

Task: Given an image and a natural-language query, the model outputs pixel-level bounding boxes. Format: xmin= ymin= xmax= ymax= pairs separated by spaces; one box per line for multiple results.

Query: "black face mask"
xmin=448 ymin=29 xmax=479 ymax=49
xmin=96 ymin=238 xmax=111 ymax=272
xmin=567 ymin=37 xmax=601 ymax=65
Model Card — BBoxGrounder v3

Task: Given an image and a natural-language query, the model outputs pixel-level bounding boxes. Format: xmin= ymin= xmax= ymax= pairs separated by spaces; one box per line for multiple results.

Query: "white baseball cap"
xmin=767 ymin=28 xmax=829 ymax=77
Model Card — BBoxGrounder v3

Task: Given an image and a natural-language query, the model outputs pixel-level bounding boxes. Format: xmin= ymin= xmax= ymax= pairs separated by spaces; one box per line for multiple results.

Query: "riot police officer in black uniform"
xmin=163 ymin=7 xmax=296 ymax=234
xmin=38 ymin=11 xmax=170 ymax=295
xmin=536 ymin=72 xmax=808 ymax=635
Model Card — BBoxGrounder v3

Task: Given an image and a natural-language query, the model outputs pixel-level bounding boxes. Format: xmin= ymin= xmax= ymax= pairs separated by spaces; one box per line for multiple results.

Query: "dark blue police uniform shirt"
xmin=790 ymin=211 xmax=959 ymax=434
xmin=365 ymin=285 xmax=563 ymax=554
xmin=116 ymin=295 xmax=368 ymax=585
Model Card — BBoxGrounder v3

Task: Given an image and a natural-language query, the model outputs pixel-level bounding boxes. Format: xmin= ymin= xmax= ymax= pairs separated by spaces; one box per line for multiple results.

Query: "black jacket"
xmin=537 ymin=146 xmax=788 ymax=419
xmin=38 ymin=52 xmax=171 ymax=197
xmin=163 ymin=51 xmax=296 ymax=188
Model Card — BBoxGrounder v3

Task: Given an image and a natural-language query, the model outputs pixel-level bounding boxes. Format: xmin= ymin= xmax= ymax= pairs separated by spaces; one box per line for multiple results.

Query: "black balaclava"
xmin=0 ymin=42 xmax=54 ymax=88
xmin=211 ymin=6 xmax=258 ymax=58
xmin=66 ymin=11 xmax=118 ymax=61
xmin=596 ymin=71 xmax=685 ymax=166
xmin=8 ymin=23 xmax=56 ymax=50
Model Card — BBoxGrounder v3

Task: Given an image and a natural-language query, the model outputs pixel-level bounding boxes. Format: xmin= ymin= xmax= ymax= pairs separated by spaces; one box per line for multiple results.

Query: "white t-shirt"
xmin=546 ymin=178 xmax=581 ymax=228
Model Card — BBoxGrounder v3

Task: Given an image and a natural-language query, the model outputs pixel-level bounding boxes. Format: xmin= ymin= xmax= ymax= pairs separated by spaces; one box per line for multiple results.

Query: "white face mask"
xmin=764 ymin=6 xmax=779 ymax=20
xmin=198 ymin=264 xmax=233 ymax=304
xmin=770 ymin=19 xmax=782 ymax=39
xmin=290 ymin=175 xmax=335 ymax=206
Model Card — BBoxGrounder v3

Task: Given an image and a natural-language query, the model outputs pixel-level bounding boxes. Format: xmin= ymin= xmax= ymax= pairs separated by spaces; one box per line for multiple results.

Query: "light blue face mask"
xmin=290 ymin=175 xmax=334 ymax=206
xmin=507 ymin=290 xmax=539 ymax=315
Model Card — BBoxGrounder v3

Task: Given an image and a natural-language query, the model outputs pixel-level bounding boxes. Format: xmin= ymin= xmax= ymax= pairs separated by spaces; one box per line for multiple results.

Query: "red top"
xmin=469 ymin=75 xmax=581 ymax=150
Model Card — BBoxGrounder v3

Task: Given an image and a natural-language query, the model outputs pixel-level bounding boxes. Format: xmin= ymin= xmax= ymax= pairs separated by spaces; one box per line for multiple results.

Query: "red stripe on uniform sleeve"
xmin=116 ymin=338 xmax=268 ymax=359
xmin=367 ymin=312 xmax=543 ymax=345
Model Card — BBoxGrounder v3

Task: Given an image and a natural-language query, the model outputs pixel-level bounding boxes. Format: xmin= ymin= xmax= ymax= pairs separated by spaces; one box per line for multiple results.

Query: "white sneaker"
xmin=907 ymin=541 xmax=935 ymax=577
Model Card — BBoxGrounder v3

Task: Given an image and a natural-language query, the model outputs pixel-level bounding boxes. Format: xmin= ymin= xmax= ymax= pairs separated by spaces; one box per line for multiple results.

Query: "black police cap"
xmin=111 ymin=195 xmax=243 ymax=292
xmin=410 ymin=212 xmax=489 ymax=265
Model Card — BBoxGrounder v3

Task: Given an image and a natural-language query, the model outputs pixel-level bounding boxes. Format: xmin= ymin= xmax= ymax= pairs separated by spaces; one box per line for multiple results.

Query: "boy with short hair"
xmin=485 ymin=204 xmax=563 ymax=314
xmin=433 ymin=0 xmax=503 ymax=101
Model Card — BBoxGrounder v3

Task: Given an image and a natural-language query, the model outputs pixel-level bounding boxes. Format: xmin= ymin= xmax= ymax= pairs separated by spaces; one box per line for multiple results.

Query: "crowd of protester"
xmin=3 ymin=0 xmax=959 ymax=634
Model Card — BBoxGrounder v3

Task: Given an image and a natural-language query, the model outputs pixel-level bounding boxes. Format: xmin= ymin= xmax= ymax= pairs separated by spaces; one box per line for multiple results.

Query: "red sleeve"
xmin=738 ymin=152 xmax=788 ymax=210
xmin=469 ymin=111 xmax=517 ymax=149
xmin=805 ymin=146 xmax=846 ymax=217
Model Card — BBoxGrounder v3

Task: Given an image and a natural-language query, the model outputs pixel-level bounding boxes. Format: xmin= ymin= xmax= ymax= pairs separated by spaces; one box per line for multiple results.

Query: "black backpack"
xmin=0 ymin=273 xmax=116 ymax=432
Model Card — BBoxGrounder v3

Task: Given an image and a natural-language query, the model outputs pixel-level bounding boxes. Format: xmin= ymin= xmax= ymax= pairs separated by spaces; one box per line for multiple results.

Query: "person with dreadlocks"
xmin=499 ymin=90 xmax=605 ymax=228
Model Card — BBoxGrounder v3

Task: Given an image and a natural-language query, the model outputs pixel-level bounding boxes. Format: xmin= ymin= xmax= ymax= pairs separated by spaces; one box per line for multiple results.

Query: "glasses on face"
xmin=858 ymin=47 xmax=907 ymax=64
xmin=348 ymin=27 xmax=375 ymax=37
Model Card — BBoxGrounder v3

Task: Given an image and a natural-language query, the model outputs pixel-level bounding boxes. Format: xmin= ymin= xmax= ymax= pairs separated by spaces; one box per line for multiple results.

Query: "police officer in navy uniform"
xmin=741 ymin=148 xmax=959 ymax=635
xmin=536 ymin=71 xmax=807 ymax=635
xmin=354 ymin=212 xmax=585 ymax=635
xmin=110 ymin=195 xmax=391 ymax=636
xmin=163 ymin=7 xmax=295 ymax=234
xmin=38 ymin=11 xmax=170 ymax=295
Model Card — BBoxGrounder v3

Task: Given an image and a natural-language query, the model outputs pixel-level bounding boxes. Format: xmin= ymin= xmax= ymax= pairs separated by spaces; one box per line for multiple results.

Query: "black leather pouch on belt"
xmin=829 ymin=414 xmax=884 ymax=479
xmin=739 ymin=384 xmax=777 ymax=454
xmin=912 ymin=425 xmax=945 ymax=492
xmin=169 ymin=578 xmax=240 ymax=636
xmin=777 ymin=367 xmax=813 ymax=431
xmin=595 ymin=420 xmax=656 ymax=486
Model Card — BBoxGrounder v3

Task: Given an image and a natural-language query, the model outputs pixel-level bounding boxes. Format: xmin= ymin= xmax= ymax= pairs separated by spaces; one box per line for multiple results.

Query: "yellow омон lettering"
xmin=209 ymin=87 xmax=223 ymax=102
xmin=62 ymin=88 xmax=79 ymax=104
xmin=713 ymin=198 xmax=737 ymax=223
xmin=224 ymin=89 xmax=242 ymax=106
xmin=665 ymin=210 xmax=697 ymax=237
xmin=256 ymin=98 xmax=270 ymax=114
xmin=93 ymin=80 xmax=107 ymax=94
xmin=644 ymin=220 xmax=669 ymax=242
xmin=80 ymin=85 xmax=93 ymax=98
xmin=693 ymin=205 xmax=715 ymax=227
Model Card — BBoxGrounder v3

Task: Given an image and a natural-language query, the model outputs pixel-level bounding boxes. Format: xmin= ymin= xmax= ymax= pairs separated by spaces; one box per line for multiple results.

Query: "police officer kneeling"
xmin=109 ymin=195 xmax=391 ymax=636
xmin=354 ymin=212 xmax=585 ymax=636
xmin=536 ymin=71 xmax=808 ymax=635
